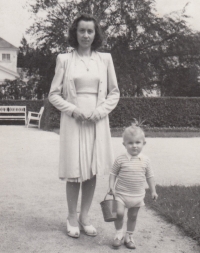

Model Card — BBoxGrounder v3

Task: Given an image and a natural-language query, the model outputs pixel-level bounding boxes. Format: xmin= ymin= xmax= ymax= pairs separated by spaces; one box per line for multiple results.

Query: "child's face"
xmin=123 ymin=133 xmax=146 ymax=156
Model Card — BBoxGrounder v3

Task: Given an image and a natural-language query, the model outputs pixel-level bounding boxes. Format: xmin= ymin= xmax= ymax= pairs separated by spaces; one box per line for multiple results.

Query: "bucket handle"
xmin=104 ymin=192 xmax=116 ymax=201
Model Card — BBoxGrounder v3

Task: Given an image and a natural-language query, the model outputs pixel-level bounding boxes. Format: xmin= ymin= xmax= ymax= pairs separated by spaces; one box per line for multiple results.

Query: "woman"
xmin=48 ymin=13 xmax=120 ymax=238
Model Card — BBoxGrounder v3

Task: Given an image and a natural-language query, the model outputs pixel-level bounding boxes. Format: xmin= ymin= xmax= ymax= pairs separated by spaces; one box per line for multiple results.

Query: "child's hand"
xmin=151 ymin=192 xmax=158 ymax=201
xmin=107 ymin=187 xmax=114 ymax=195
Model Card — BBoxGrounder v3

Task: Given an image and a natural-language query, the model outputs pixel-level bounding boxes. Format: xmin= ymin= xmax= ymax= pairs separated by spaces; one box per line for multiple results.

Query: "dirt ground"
xmin=0 ymin=126 xmax=200 ymax=253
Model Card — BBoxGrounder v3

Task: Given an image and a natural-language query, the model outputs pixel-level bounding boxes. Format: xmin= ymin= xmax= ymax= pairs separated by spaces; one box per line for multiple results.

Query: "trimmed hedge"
xmin=110 ymin=97 xmax=200 ymax=128
xmin=40 ymin=99 xmax=61 ymax=130
xmin=0 ymin=100 xmax=44 ymax=113
xmin=41 ymin=97 xmax=200 ymax=130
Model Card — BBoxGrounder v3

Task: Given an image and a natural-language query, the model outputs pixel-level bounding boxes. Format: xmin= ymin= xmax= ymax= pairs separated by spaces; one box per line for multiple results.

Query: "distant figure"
xmin=108 ymin=119 xmax=158 ymax=249
xmin=48 ymin=13 xmax=120 ymax=238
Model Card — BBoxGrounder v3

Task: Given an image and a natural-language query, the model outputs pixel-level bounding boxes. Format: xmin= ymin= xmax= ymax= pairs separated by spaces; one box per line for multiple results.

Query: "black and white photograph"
xmin=0 ymin=0 xmax=200 ymax=252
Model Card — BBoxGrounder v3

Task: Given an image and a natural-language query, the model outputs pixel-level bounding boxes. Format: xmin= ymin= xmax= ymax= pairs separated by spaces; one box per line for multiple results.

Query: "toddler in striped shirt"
xmin=108 ymin=120 xmax=158 ymax=249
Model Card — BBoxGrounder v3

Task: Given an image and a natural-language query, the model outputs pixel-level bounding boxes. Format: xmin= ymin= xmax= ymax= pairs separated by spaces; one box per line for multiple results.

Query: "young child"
xmin=108 ymin=120 xmax=158 ymax=249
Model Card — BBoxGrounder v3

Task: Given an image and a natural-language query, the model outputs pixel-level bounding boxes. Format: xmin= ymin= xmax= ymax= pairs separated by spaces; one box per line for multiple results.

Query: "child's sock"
xmin=125 ymin=231 xmax=134 ymax=242
xmin=114 ymin=228 xmax=124 ymax=240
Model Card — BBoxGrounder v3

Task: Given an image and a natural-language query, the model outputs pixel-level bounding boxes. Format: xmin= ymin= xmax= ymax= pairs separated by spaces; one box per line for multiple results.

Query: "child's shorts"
xmin=115 ymin=193 xmax=145 ymax=209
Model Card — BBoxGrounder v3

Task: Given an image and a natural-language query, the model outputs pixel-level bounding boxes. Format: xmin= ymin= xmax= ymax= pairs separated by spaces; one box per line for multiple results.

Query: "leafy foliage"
xmin=0 ymin=78 xmax=35 ymax=100
xmin=110 ymin=97 xmax=200 ymax=127
xmin=17 ymin=37 xmax=56 ymax=99
xmin=41 ymin=97 xmax=200 ymax=130
xmin=40 ymin=98 xmax=61 ymax=130
xmin=22 ymin=0 xmax=200 ymax=97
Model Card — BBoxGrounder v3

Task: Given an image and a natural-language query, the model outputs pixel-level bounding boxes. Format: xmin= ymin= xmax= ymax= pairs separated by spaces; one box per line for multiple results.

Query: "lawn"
xmin=145 ymin=185 xmax=200 ymax=245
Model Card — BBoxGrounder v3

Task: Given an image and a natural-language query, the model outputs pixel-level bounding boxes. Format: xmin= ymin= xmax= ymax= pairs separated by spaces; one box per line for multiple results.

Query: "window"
xmin=2 ymin=54 xmax=10 ymax=61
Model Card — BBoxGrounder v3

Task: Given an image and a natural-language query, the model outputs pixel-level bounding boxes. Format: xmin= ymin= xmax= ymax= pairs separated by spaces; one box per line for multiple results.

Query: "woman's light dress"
xmin=48 ymin=51 xmax=120 ymax=181
xmin=68 ymin=51 xmax=100 ymax=182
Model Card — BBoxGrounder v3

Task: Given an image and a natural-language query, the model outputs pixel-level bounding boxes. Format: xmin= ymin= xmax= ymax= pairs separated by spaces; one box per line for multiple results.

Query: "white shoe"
xmin=78 ymin=220 xmax=97 ymax=236
xmin=66 ymin=219 xmax=80 ymax=238
xmin=124 ymin=232 xmax=136 ymax=249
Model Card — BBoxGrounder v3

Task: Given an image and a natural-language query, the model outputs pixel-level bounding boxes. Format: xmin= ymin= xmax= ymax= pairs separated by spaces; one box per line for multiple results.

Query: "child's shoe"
xmin=124 ymin=232 xmax=136 ymax=249
xmin=112 ymin=230 xmax=124 ymax=249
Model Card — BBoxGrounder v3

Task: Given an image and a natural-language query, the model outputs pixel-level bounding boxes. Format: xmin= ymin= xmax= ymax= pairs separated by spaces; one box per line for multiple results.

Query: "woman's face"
xmin=76 ymin=20 xmax=95 ymax=50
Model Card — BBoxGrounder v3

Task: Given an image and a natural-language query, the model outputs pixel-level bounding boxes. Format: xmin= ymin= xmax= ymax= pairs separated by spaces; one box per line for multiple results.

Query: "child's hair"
xmin=122 ymin=118 xmax=145 ymax=141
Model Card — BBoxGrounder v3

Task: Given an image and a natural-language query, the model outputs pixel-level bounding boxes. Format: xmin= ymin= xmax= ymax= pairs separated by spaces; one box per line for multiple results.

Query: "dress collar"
xmin=75 ymin=50 xmax=95 ymax=61
xmin=126 ymin=152 xmax=142 ymax=161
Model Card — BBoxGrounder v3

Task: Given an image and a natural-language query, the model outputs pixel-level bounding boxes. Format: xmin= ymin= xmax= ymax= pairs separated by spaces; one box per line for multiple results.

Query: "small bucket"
xmin=100 ymin=193 xmax=117 ymax=222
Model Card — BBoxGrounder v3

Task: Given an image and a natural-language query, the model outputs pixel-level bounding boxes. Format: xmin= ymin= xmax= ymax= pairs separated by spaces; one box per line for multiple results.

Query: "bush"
xmin=110 ymin=97 xmax=200 ymax=128
xmin=41 ymin=97 xmax=200 ymax=130
xmin=40 ymin=99 xmax=61 ymax=130
xmin=0 ymin=100 xmax=44 ymax=113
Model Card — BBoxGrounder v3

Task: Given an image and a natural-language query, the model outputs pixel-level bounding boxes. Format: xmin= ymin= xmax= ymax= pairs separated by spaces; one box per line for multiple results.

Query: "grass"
xmin=145 ymin=185 xmax=200 ymax=245
xmin=53 ymin=127 xmax=200 ymax=138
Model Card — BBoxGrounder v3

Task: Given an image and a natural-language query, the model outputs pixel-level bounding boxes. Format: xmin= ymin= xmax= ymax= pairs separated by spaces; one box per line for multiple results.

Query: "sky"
xmin=0 ymin=0 xmax=200 ymax=48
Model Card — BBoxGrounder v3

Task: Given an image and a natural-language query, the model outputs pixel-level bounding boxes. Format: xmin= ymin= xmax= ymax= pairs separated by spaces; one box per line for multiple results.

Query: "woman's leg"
xmin=66 ymin=181 xmax=80 ymax=226
xmin=79 ymin=175 xmax=96 ymax=224
xmin=127 ymin=207 xmax=140 ymax=231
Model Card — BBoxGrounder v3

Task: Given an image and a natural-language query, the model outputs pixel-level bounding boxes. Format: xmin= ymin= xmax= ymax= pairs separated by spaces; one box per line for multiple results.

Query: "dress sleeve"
xmin=110 ymin=158 xmax=121 ymax=176
xmin=48 ymin=54 xmax=76 ymax=116
xmin=145 ymin=158 xmax=154 ymax=179
xmin=96 ymin=54 xmax=120 ymax=118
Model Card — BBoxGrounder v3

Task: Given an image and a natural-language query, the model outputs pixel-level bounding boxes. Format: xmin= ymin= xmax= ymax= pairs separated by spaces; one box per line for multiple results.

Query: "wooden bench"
xmin=0 ymin=106 xmax=26 ymax=125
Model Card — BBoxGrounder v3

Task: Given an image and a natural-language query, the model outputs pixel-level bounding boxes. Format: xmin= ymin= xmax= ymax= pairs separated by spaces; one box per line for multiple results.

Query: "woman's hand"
xmin=72 ymin=108 xmax=88 ymax=121
xmin=88 ymin=110 xmax=101 ymax=123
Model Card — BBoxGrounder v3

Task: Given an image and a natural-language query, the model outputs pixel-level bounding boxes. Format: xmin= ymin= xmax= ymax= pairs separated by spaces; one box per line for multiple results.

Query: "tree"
xmin=25 ymin=0 xmax=200 ymax=97
xmin=18 ymin=37 xmax=56 ymax=99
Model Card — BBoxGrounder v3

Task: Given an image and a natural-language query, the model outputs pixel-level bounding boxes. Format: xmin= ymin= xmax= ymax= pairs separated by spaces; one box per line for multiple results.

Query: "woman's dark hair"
xmin=68 ymin=13 xmax=103 ymax=50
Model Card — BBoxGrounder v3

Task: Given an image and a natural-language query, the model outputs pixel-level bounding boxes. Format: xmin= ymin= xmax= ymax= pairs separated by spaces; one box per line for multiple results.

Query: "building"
xmin=0 ymin=37 xmax=19 ymax=84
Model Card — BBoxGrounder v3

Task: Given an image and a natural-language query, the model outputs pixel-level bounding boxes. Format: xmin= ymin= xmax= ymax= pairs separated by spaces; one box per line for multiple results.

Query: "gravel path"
xmin=0 ymin=126 xmax=200 ymax=253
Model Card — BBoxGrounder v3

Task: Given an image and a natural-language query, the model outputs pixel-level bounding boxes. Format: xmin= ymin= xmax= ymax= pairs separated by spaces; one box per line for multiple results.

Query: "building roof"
xmin=0 ymin=65 xmax=19 ymax=78
xmin=0 ymin=37 xmax=18 ymax=50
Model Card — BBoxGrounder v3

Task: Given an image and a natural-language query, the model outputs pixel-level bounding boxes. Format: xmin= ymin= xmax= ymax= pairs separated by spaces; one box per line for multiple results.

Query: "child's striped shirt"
xmin=110 ymin=153 xmax=154 ymax=196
